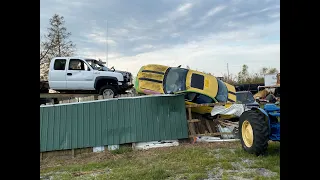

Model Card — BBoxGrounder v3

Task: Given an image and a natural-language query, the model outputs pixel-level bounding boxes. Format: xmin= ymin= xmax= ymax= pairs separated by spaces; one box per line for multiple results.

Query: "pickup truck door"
xmin=48 ymin=58 xmax=67 ymax=89
xmin=66 ymin=58 xmax=95 ymax=90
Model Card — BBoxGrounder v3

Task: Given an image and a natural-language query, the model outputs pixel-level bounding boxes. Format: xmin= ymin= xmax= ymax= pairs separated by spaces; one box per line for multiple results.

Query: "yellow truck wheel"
xmin=239 ymin=110 xmax=269 ymax=156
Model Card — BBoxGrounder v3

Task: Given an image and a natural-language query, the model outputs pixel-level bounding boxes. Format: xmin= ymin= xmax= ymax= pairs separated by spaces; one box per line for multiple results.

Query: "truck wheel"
xmin=99 ymin=85 xmax=117 ymax=98
xmin=239 ymin=110 xmax=268 ymax=156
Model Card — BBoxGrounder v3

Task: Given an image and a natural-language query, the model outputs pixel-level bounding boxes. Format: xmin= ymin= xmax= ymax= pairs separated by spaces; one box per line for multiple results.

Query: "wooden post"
xmin=205 ymin=120 xmax=214 ymax=133
xmin=187 ymin=107 xmax=197 ymax=136
xmin=72 ymin=149 xmax=75 ymax=158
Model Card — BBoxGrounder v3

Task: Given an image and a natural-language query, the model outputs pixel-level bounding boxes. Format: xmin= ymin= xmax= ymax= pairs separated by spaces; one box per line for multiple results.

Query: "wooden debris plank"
xmin=205 ymin=120 xmax=214 ymax=133
xmin=187 ymin=107 xmax=197 ymax=136
xmin=189 ymin=132 xmax=234 ymax=138
xmin=218 ymin=120 xmax=239 ymax=127
xmin=187 ymin=119 xmax=201 ymax=123
xmin=185 ymin=102 xmax=234 ymax=108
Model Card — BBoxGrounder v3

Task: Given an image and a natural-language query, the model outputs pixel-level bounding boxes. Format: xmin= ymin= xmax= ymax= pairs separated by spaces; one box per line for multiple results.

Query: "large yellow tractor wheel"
xmin=239 ymin=110 xmax=269 ymax=156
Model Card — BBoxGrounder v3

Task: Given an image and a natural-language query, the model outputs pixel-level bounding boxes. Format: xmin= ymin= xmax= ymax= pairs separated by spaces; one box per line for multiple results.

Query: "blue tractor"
xmin=238 ymin=103 xmax=280 ymax=155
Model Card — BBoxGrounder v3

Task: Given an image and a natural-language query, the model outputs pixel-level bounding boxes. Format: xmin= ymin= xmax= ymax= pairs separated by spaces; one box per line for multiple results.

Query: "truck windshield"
xmin=236 ymin=92 xmax=255 ymax=104
xmin=216 ymin=79 xmax=228 ymax=102
xmin=85 ymin=59 xmax=107 ymax=70
xmin=164 ymin=67 xmax=188 ymax=93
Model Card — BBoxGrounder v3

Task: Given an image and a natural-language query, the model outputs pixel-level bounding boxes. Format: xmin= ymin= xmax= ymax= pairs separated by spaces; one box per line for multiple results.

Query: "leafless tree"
xmin=40 ymin=14 xmax=76 ymax=79
xmin=40 ymin=14 xmax=76 ymax=63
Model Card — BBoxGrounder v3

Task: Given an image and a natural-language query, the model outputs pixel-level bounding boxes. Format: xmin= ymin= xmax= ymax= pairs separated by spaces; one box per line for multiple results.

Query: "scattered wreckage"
xmin=134 ymin=64 xmax=280 ymax=155
xmin=40 ymin=60 xmax=279 ymax=155
xmin=134 ymin=65 xmax=247 ymax=140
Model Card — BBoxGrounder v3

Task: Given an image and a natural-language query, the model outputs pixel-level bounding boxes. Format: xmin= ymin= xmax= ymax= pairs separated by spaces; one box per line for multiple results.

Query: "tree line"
xmin=223 ymin=65 xmax=279 ymax=85
xmin=186 ymin=64 xmax=279 ymax=85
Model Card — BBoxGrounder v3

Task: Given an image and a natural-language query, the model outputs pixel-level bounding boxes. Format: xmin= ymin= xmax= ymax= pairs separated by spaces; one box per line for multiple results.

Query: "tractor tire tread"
xmin=239 ymin=110 xmax=269 ymax=156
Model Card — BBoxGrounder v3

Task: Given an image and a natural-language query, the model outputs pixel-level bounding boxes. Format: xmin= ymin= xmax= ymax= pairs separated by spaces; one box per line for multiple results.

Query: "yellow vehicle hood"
xmin=137 ymin=64 xmax=169 ymax=94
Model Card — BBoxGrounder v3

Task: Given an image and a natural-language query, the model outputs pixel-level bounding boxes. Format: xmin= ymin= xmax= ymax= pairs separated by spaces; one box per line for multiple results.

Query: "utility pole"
xmin=106 ymin=20 xmax=108 ymax=67
xmin=227 ymin=63 xmax=230 ymax=81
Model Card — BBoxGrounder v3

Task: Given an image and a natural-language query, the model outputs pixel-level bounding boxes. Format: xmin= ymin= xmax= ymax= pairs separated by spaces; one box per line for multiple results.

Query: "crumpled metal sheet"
xmin=133 ymin=140 xmax=179 ymax=150
xmin=211 ymin=104 xmax=248 ymax=117
xmin=217 ymin=125 xmax=236 ymax=139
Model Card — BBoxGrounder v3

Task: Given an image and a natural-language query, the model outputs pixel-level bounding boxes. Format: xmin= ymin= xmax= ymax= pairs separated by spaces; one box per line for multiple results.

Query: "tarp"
xmin=211 ymin=104 xmax=249 ymax=117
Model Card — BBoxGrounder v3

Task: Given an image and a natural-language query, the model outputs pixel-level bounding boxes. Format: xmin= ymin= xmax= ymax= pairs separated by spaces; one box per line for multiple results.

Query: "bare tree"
xmin=40 ymin=36 xmax=54 ymax=63
xmin=40 ymin=14 xmax=76 ymax=80
xmin=41 ymin=14 xmax=76 ymax=63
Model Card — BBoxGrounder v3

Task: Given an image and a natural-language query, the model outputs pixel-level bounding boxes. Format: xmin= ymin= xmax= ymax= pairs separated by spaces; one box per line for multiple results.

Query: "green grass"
xmin=40 ymin=142 xmax=280 ymax=180
xmin=110 ymin=146 xmax=133 ymax=155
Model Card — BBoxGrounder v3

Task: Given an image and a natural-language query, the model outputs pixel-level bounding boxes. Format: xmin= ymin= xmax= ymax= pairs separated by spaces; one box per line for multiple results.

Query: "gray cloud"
xmin=40 ymin=0 xmax=280 ymax=75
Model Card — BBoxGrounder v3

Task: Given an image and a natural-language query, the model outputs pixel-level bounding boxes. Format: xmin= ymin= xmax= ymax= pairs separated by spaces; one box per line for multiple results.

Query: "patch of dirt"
xmin=72 ymin=168 xmax=112 ymax=177
xmin=214 ymin=154 xmax=222 ymax=159
xmin=231 ymin=162 xmax=243 ymax=170
xmin=205 ymin=161 xmax=277 ymax=180
xmin=256 ymin=168 xmax=277 ymax=177
xmin=205 ymin=167 xmax=254 ymax=180
xmin=90 ymin=168 xmax=111 ymax=177
xmin=40 ymin=171 xmax=68 ymax=180
xmin=206 ymin=167 xmax=223 ymax=180
xmin=240 ymin=158 xmax=254 ymax=166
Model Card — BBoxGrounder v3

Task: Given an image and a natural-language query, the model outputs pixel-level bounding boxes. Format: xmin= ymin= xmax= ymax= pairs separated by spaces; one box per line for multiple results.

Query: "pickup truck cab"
xmin=48 ymin=57 xmax=133 ymax=97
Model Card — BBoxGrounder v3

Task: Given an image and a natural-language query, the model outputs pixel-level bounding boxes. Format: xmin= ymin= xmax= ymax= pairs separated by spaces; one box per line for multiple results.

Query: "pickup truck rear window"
xmin=53 ymin=59 xmax=66 ymax=70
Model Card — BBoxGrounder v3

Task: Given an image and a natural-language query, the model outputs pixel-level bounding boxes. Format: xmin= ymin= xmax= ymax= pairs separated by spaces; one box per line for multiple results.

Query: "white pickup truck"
xmin=47 ymin=57 xmax=133 ymax=97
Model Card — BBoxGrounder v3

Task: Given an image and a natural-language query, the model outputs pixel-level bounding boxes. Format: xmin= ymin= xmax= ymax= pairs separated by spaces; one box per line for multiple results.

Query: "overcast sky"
xmin=40 ymin=0 xmax=280 ymax=77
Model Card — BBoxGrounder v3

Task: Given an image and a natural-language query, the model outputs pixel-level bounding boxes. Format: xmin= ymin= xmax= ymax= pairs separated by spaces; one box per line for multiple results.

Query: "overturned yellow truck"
xmin=134 ymin=64 xmax=237 ymax=118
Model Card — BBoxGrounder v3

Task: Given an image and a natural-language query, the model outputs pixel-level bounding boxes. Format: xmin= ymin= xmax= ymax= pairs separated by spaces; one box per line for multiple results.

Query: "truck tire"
xmin=99 ymin=85 xmax=117 ymax=98
xmin=239 ymin=110 xmax=269 ymax=156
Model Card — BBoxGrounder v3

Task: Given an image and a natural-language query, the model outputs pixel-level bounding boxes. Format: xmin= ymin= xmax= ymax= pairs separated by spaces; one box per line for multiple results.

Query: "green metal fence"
xmin=40 ymin=94 xmax=188 ymax=152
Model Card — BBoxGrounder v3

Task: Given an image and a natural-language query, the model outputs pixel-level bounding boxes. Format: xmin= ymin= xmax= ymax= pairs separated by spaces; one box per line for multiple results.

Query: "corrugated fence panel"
xmin=40 ymin=94 xmax=188 ymax=152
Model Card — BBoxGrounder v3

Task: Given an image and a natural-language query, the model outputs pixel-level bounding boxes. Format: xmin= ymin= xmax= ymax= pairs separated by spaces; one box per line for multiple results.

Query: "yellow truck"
xmin=134 ymin=64 xmax=236 ymax=116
